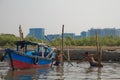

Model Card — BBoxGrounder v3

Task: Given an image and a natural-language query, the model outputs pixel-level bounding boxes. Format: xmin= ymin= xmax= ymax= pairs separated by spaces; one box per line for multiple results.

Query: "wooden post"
xmin=61 ymin=25 xmax=64 ymax=66
xmin=67 ymin=46 xmax=70 ymax=62
xmin=98 ymin=46 xmax=102 ymax=66
xmin=96 ymin=32 xmax=99 ymax=56
xmin=96 ymin=32 xmax=101 ymax=67
xmin=41 ymin=41 xmax=44 ymax=58
xmin=67 ymin=46 xmax=73 ymax=66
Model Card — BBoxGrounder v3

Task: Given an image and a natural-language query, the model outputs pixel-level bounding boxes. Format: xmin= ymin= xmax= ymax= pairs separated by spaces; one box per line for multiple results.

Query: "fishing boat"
xmin=5 ymin=40 xmax=55 ymax=70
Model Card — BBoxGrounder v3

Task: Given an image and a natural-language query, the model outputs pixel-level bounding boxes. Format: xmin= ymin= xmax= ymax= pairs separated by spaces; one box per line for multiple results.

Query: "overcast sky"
xmin=0 ymin=0 xmax=120 ymax=36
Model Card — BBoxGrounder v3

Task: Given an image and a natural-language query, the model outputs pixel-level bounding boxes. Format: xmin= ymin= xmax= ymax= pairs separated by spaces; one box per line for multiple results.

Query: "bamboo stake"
xmin=98 ymin=46 xmax=102 ymax=66
xmin=67 ymin=46 xmax=70 ymax=62
xmin=96 ymin=32 xmax=102 ymax=67
xmin=61 ymin=25 xmax=64 ymax=66
xmin=96 ymin=32 xmax=99 ymax=57
xmin=41 ymin=41 xmax=44 ymax=58
xmin=67 ymin=46 xmax=73 ymax=66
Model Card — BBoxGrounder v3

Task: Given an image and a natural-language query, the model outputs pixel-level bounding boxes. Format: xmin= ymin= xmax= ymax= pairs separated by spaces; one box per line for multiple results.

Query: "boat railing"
xmin=46 ymin=50 xmax=54 ymax=58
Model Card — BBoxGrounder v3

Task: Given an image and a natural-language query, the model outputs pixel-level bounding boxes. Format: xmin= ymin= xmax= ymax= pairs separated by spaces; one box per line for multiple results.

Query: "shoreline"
xmin=62 ymin=46 xmax=120 ymax=62
xmin=1 ymin=46 xmax=120 ymax=62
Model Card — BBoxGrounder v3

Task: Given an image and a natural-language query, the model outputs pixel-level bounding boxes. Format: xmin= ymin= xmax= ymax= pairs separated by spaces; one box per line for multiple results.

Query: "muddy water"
xmin=1 ymin=62 xmax=120 ymax=80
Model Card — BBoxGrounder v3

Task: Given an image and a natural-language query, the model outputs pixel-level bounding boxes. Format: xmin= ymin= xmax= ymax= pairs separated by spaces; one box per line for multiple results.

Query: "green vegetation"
xmin=0 ymin=34 xmax=42 ymax=48
xmin=0 ymin=34 xmax=120 ymax=48
xmin=50 ymin=36 xmax=120 ymax=47
xmin=0 ymin=34 xmax=19 ymax=48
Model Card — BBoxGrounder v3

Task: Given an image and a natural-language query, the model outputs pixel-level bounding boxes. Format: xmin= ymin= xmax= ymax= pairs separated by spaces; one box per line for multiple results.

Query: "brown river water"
xmin=0 ymin=62 xmax=120 ymax=80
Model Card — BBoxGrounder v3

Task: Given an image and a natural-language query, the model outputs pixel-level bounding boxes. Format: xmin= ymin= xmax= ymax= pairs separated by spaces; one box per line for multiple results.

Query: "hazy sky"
xmin=0 ymin=0 xmax=120 ymax=36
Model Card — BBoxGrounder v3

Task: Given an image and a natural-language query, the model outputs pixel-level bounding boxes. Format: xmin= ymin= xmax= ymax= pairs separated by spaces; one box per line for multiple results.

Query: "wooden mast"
xmin=10 ymin=25 xmax=23 ymax=71
xmin=19 ymin=25 xmax=24 ymax=41
xmin=19 ymin=25 xmax=25 ymax=52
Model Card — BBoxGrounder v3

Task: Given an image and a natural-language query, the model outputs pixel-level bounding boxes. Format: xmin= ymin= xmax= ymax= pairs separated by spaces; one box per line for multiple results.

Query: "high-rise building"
xmin=116 ymin=29 xmax=120 ymax=37
xmin=28 ymin=28 xmax=46 ymax=40
xmin=88 ymin=28 xmax=120 ymax=37
xmin=75 ymin=35 xmax=81 ymax=39
xmin=88 ymin=28 xmax=102 ymax=37
xmin=81 ymin=31 xmax=88 ymax=37
xmin=64 ymin=33 xmax=75 ymax=39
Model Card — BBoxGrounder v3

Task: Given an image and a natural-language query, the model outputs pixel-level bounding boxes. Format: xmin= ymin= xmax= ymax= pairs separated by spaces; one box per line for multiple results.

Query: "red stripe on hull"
xmin=9 ymin=60 xmax=51 ymax=69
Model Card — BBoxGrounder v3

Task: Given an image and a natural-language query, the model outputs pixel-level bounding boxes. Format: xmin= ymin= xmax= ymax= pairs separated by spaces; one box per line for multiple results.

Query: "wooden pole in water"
xmin=96 ymin=32 xmax=102 ymax=67
xmin=67 ymin=46 xmax=73 ymax=66
xmin=61 ymin=25 xmax=64 ymax=66
xmin=67 ymin=46 xmax=70 ymax=62
xmin=98 ymin=46 xmax=102 ymax=66
xmin=96 ymin=32 xmax=99 ymax=57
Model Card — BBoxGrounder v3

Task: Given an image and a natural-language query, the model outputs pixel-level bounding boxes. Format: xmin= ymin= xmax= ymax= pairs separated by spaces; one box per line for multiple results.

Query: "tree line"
xmin=0 ymin=34 xmax=120 ymax=48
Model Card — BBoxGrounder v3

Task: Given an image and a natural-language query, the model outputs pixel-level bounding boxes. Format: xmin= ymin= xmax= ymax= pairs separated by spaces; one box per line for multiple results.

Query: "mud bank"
xmin=63 ymin=48 xmax=120 ymax=62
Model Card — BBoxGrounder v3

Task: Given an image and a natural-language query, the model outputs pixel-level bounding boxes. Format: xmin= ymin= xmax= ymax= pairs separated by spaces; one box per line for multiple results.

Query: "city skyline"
xmin=28 ymin=27 xmax=120 ymax=41
xmin=0 ymin=26 xmax=119 ymax=37
xmin=1 ymin=0 xmax=120 ymax=36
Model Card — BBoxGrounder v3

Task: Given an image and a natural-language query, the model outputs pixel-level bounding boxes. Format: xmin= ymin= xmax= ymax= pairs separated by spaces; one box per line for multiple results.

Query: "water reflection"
xmin=81 ymin=66 xmax=101 ymax=80
xmin=97 ymin=68 xmax=102 ymax=80
xmin=55 ymin=66 xmax=64 ymax=80
xmin=5 ymin=68 xmax=51 ymax=80
xmin=2 ymin=62 xmax=120 ymax=80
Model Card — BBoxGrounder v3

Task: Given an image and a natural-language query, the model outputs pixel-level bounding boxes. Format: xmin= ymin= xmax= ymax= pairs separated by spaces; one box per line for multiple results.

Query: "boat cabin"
xmin=15 ymin=41 xmax=53 ymax=57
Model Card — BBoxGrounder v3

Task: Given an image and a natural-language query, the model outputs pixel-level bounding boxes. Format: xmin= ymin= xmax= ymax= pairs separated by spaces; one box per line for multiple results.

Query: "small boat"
xmin=5 ymin=40 xmax=55 ymax=70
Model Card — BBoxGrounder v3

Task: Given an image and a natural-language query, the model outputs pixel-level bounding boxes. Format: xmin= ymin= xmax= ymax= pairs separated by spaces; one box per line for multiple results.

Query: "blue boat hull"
xmin=5 ymin=49 xmax=52 ymax=69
